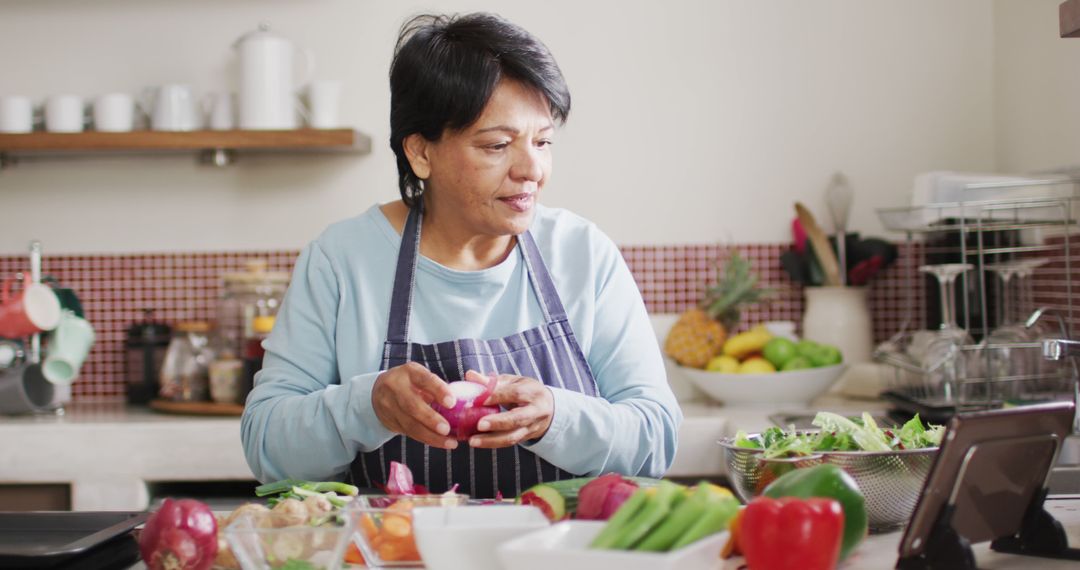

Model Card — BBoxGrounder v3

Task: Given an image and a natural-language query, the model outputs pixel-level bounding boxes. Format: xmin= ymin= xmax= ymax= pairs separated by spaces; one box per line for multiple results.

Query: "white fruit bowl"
xmin=671 ymin=359 xmax=846 ymax=407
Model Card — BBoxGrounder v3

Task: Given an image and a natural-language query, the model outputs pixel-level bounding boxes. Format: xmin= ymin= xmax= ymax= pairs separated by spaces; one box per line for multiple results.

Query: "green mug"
xmin=42 ymin=311 xmax=95 ymax=385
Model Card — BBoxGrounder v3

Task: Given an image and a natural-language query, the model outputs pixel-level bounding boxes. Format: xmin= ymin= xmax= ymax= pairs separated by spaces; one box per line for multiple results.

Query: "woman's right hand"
xmin=372 ymin=362 xmax=459 ymax=449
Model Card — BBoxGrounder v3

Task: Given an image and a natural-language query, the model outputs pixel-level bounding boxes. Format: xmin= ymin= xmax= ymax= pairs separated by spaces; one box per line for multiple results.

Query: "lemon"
xmin=737 ymin=357 xmax=777 ymax=374
xmin=705 ymin=354 xmax=740 ymax=373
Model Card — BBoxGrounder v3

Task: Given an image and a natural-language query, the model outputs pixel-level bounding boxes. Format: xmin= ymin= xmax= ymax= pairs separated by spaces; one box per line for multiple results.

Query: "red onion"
xmin=139 ymin=498 xmax=217 ymax=570
xmin=387 ymin=460 xmax=415 ymax=495
xmin=576 ymin=474 xmax=640 ymax=520
xmin=432 ymin=375 xmax=499 ymax=441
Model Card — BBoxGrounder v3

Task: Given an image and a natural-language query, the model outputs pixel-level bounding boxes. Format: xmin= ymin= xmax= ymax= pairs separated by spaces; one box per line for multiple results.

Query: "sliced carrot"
xmin=343 ymin=542 xmax=365 ymax=565
xmin=383 ymin=514 xmax=412 ymax=538
xmin=360 ymin=513 xmax=379 ymax=540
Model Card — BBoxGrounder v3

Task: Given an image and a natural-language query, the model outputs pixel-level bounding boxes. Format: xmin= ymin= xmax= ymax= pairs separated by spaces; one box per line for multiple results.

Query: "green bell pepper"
xmin=762 ymin=463 xmax=867 ymax=560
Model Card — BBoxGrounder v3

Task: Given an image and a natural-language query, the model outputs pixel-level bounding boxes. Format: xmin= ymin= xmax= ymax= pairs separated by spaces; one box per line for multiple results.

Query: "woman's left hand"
xmin=464 ymin=370 xmax=554 ymax=448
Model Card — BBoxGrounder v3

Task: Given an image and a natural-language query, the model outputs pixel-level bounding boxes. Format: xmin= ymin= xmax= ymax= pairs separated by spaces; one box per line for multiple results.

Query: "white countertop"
xmin=0 ymin=392 xmax=883 ymax=511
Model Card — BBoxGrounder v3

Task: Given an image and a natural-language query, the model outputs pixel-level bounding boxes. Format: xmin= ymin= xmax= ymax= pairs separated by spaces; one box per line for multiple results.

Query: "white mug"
xmin=205 ymin=92 xmax=236 ymax=130
xmin=44 ymin=94 xmax=86 ymax=133
xmin=93 ymin=93 xmax=136 ymax=132
xmin=143 ymin=84 xmax=201 ymax=131
xmin=42 ymin=311 xmax=95 ymax=385
xmin=0 ymin=96 xmax=34 ymax=133
xmin=305 ymin=79 xmax=342 ymax=129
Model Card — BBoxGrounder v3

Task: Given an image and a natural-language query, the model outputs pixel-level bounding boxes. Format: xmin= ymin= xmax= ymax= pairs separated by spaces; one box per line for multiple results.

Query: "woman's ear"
xmin=403 ymin=134 xmax=432 ymax=180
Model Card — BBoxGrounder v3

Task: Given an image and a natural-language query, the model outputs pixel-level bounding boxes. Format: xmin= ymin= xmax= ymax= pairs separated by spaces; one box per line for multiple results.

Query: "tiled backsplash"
xmin=1 ymin=236 xmax=1074 ymax=403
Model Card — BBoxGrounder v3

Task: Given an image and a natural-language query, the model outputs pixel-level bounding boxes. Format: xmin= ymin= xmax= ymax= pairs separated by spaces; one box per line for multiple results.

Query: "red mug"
xmin=0 ymin=280 xmax=62 ymax=339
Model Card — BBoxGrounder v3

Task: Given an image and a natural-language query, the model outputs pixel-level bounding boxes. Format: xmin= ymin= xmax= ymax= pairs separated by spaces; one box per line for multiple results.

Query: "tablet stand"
xmin=896 ymin=411 xmax=1080 ymax=570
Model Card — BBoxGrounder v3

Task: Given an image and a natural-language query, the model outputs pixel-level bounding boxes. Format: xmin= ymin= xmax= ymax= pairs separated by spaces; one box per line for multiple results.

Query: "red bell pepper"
xmin=740 ymin=497 xmax=844 ymax=570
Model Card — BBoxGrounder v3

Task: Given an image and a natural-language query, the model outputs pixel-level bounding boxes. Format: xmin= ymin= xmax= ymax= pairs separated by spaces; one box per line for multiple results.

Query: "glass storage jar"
xmin=216 ymin=259 xmax=288 ymax=401
xmin=159 ymin=321 xmax=214 ymax=402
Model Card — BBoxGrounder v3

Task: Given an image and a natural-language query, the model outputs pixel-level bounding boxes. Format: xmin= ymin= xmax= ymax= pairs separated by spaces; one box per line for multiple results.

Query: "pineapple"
xmin=664 ymin=251 xmax=768 ymax=368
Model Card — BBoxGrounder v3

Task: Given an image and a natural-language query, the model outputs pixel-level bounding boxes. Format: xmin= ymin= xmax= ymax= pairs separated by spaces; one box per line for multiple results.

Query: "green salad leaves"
xmin=734 ymin=412 xmax=944 ymax=459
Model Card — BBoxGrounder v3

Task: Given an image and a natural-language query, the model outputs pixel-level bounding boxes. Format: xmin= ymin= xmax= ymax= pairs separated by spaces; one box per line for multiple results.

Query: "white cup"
xmin=45 ymin=95 xmax=86 ymax=133
xmin=42 ymin=311 xmax=95 ymax=385
xmin=305 ymin=79 xmax=342 ymax=129
xmin=205 ymin=92 xmax=235 ymax=130
xmin=93 ymin=93 xmax=136 ymax=132
xmin=144 ymin=84 xmax=201 ymax=131
xmin=0 ymin=96 xmax=34 ymax=133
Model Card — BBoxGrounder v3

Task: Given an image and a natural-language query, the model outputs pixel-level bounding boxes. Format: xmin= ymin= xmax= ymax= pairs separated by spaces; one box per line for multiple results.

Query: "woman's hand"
xmin=372 ymin=362 xmax=459 ymax=449
xmin=465 ymin=370 xmax=554 ymax=448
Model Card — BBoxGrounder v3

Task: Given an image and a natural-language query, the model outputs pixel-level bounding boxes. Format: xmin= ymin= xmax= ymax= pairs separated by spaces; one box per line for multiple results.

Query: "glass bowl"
xmin=223 ymin=508 xmax=357 ymax=570
xmin=350 ymin=494 xmax=469 ymax=567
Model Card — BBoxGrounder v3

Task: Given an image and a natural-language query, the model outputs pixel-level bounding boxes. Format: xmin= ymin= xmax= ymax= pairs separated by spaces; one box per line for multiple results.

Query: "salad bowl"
xmin=718 ymin=413 xmax=941 ymax=531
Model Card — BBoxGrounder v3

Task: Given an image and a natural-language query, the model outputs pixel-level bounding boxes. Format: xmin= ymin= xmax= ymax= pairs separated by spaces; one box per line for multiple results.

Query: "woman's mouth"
xmin=498 ymin=193 xmax=534 ymax=213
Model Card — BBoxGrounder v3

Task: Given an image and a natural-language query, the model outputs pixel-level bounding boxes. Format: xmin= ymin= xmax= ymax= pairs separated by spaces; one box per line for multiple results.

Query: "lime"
xmin=781 ymin=356 xmax=813 ymax=371
xmin=762 ymin=338 xmax=798 ymax=368
xmin=705 ymin=355 xmax=740 ymax=373
xmin=808 ymin=343 xmax=843 ymax=367
xmin=795 ymin=339 xmax=820 ymax=358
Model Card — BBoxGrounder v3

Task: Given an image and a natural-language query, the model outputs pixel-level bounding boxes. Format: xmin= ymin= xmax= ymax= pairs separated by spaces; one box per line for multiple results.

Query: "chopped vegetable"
xmin=762 ymin=463 xmax=867 ymax=560
xmin=589 ymin=481 xmax=737 ymax=552
xmin=575 ymin=473 xmax=640 ymax=520
xmin=735 ymin=413 xmax=943 ymax=458
xmin=386 ymin=460 xmax=415 ymax=495
xmin=741 ymin=497 xmax=845 ymax=570
xmin=358 ymin=500 xmax=422 ymax=563
xmin=139 ymin=498 xmax=218 ymax=570
xmin=517 ymin=475 xmax=663 ymax=521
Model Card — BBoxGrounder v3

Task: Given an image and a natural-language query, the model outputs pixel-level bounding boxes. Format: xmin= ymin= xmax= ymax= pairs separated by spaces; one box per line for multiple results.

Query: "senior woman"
xmin=241 ymin=12 xmax=681 ymax=498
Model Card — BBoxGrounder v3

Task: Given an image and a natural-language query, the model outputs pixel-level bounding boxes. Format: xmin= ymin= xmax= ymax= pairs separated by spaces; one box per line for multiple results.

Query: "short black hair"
xmin=389 ymin=13 xmax=571 ymax=207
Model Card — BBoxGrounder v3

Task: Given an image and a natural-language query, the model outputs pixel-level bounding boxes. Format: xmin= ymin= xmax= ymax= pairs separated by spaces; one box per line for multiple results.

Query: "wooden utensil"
xmin=795 ymin=202 xmax=843 ymax=286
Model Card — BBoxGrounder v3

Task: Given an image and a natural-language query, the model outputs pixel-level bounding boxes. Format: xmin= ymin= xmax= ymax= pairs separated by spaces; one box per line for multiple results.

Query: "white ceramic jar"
xmin=802 ymin=286 xmax=873 ymax=364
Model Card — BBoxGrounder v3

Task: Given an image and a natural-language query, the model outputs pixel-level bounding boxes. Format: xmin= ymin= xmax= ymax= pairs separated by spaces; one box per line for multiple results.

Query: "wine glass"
xmin=918 ymin=263 xmax=975 ymax=403
xmin=982 ymin=260 xmax=1028 ymax=399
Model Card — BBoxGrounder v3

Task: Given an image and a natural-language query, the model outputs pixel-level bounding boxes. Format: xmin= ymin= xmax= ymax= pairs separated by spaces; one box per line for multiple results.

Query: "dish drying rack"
xmin=874 ymin=176 xmax=1079 ymax=428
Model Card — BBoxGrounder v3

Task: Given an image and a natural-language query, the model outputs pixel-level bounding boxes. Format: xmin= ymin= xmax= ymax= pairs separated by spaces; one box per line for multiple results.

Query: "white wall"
xmin=994 ymin=0 xmax=1080 ymax=173
xmin=0 ymin=0 xmax=998 ymax=254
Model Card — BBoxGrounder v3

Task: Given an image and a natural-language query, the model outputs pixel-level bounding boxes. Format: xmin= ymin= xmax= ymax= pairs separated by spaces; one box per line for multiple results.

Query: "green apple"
xmin=781 ymin=356 xmax=814 ymax=371
xmin=762 ymin=337 xmax=798 ymax=368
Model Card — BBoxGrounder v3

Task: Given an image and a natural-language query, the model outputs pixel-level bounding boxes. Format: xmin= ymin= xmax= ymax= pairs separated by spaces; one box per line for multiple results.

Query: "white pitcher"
xmin=234 ymin=23 xmax=313 ymax=130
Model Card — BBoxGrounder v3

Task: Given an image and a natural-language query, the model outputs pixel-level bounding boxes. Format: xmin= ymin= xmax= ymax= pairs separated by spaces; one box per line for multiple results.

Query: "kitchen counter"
xmin=0 ymin=396 xmax=882 ymax=511
xmin=0 ymin=403 xmax=251 ymax=510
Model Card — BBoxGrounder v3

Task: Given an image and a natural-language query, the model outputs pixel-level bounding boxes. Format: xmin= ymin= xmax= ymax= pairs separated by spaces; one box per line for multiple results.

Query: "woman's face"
xmin=406 ymin=79 xmax=554 ymax=237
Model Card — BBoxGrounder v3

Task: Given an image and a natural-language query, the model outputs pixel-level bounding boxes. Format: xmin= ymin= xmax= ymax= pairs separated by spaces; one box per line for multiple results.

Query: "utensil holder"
xmin=803 ymin=286 xmax=873 ymax=364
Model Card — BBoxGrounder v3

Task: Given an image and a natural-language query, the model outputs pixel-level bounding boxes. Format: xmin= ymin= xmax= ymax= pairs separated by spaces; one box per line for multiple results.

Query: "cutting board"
xmin=794 ymin=202 xmax=843 ymax=286
xmin=149 ymin=399 xmax=244 ymax=416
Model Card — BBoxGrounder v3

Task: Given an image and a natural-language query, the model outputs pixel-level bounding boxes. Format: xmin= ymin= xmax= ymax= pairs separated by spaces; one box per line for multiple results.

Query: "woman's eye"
xmin=484 ymin=142 xmax=509 ymax=151
xmin=535 ymin=139 xmax=553 ymax=148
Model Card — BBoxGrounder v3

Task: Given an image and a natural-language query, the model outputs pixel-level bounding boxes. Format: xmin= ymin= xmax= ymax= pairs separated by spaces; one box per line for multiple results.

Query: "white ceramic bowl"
xmin=673 ymin=360 xmax=846 ymax=407
xmin=413 ymin=505 xmax=549 ymax=570
xmin=496 ymin=520 xmax=728 ymax=570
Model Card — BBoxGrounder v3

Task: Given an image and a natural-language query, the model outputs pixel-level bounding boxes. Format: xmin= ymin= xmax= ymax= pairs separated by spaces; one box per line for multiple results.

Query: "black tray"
xmin=0 ymin=511 xmax=147 ymax=569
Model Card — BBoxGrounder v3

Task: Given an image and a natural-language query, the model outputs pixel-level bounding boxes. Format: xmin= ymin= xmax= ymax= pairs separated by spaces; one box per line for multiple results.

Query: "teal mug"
xmin=42 ymin=311 xmax=95 ymax=385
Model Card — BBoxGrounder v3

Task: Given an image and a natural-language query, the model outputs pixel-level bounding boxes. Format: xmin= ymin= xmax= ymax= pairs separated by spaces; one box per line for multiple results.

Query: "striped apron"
xmin=350 ymin=205 xmax=600 ymax=498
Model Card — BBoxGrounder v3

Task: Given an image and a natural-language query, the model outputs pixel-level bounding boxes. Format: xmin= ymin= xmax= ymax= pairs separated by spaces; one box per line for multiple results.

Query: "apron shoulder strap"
xmin=385 ymin=205 xmax=422 ymax=343
xmin=519 ymin=230 xmax=569 ymax=324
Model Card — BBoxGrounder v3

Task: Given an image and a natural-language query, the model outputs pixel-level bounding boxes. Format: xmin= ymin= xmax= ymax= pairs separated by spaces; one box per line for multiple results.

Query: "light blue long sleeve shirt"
xmin=241 ymin=204 xmax=682 ymax=484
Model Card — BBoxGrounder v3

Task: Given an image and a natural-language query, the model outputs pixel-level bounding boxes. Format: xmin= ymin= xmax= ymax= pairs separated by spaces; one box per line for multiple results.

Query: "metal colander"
xmin=719 ymin=435 xmax=937 ymax=531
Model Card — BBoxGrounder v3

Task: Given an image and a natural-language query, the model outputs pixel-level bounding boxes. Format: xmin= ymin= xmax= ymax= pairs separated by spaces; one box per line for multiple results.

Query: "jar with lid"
xmin=159 ymin=321 xmax=214 ymax=402
xmin=124 ymin=308 xmax=172 ymax=404
xmin=216 ymin=260 xmax=288 ymax=399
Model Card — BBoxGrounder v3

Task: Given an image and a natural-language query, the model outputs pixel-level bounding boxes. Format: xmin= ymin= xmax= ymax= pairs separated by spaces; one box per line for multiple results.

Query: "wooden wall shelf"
xmin=0 ymin=128 xmax=372 ymax=168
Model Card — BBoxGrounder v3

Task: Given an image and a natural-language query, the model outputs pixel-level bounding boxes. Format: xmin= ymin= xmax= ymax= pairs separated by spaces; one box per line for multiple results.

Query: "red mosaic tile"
xmin=0 ymin=232 xmax=1073 ymax=404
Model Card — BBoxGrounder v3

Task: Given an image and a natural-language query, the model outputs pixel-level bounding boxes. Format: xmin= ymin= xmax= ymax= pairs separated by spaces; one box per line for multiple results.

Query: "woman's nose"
xmin=510 ymin=146 xmax=544 ymax=182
